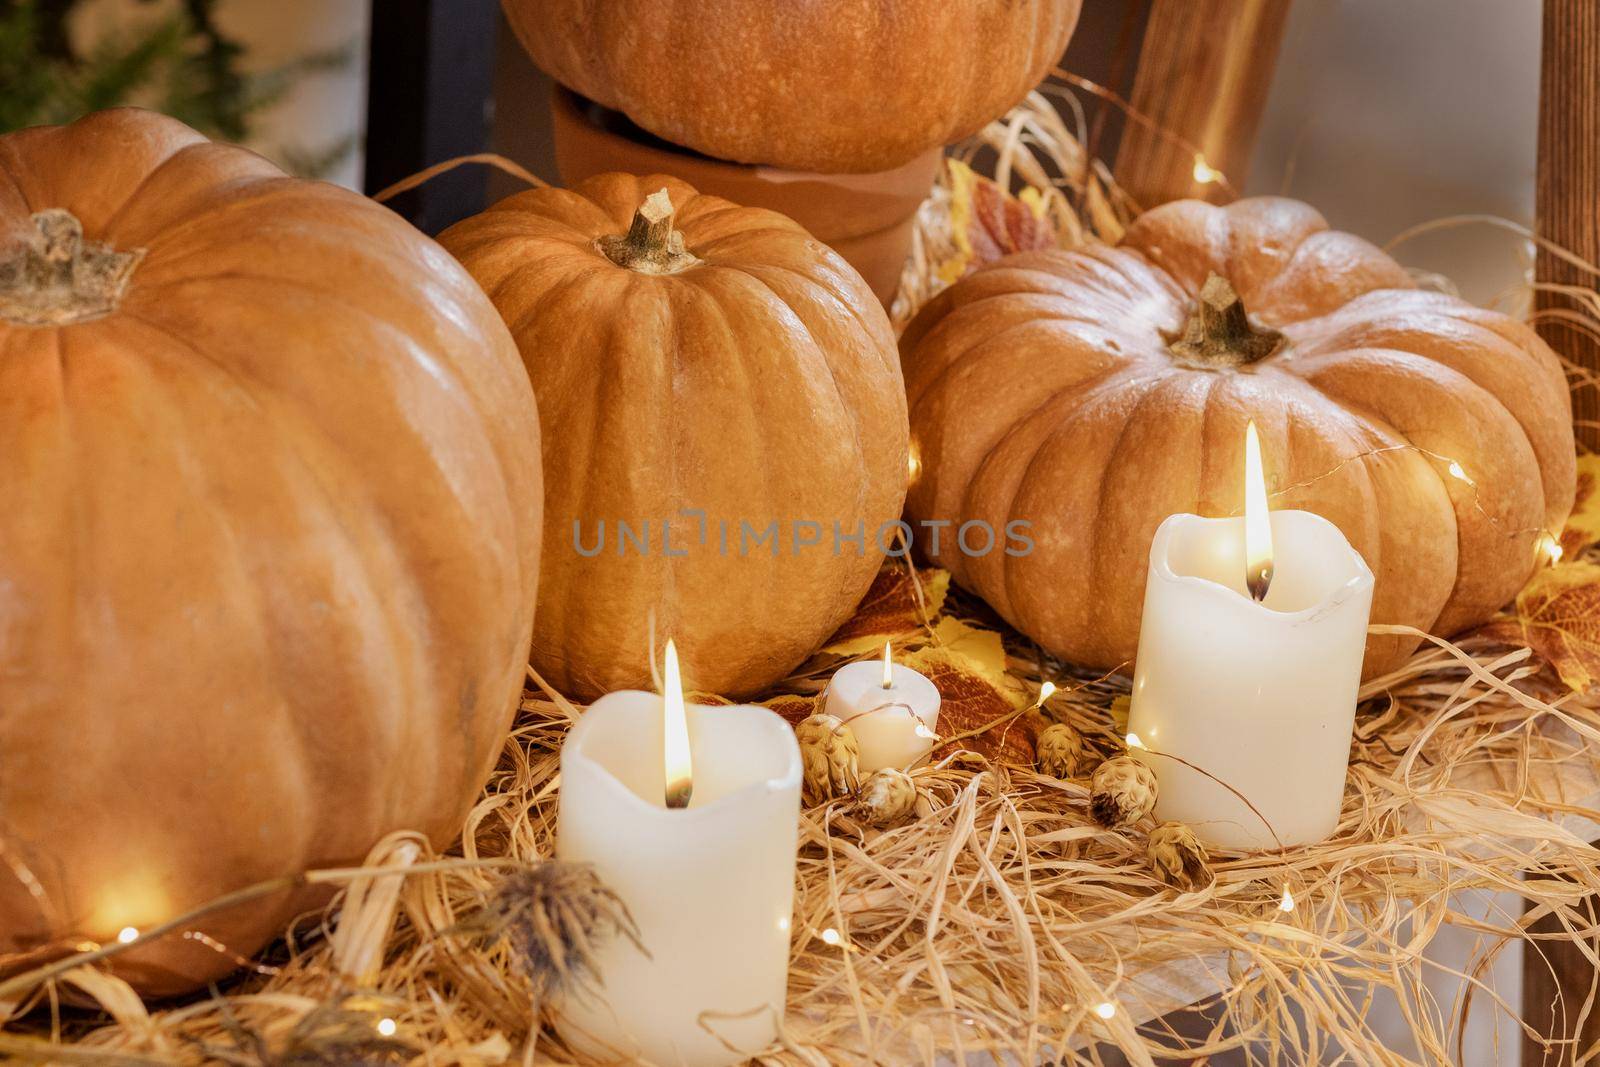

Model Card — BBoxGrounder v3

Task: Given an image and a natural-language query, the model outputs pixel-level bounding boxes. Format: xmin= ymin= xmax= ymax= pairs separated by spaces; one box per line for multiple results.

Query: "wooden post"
xmin=1535 ymin=0 xmax=1600 ymax=450
xmin=363 ymin=0 xmax=500 ymax=235
xmin=1111 ymin=0 xmax=1293 ymax=208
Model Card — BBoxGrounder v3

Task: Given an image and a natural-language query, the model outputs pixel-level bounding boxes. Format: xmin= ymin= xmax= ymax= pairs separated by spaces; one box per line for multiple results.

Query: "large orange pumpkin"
xmin=502 ymin=0 xmax=1083 ymax=174
xmin=901 ymin=197 xmax=1574 ymax=677
xmin=0 ymin=110 xmax=543 ymax=995
xmin=440 ymin=173 xmax=907 ymax=699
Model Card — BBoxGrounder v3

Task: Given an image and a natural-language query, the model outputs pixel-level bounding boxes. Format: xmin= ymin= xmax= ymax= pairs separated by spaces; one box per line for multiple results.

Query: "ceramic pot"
xmin=549 ymin=86 xmax=941 ymax=305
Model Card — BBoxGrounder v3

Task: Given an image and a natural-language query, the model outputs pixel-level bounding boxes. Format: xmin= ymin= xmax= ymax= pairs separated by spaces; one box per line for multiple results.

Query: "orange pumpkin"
xmin=0 ymin=109 xmax=543 ymax=995
xmin=502 ymin=0 xmax=1082 ymax=174
xmin=440 ymin=173 xmax=907 ymax=699
xmin=901 ymin=197 xmax=1574 ymax=677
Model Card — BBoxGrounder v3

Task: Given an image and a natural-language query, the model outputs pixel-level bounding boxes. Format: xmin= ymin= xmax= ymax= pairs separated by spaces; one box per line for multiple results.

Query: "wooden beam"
xmin=1111 ymin=0 xmax=1292 ymax=208
xmin=1535 ymin=0 xmax=1600 ymax=451
xmin=363 ymin=0 xmax=499 ymax=235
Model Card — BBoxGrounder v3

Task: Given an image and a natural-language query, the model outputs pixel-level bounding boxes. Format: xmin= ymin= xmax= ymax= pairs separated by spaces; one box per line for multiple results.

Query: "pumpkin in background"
xmin=440 ymin=173 xmax=907 ymax=700
xmin=501 ymin=0 xmax=1082 ymax=174
xmin=0 ymin=109 xmax=543 ymax=996
xmin=901 ymin=197 xmax=1574 ymax=678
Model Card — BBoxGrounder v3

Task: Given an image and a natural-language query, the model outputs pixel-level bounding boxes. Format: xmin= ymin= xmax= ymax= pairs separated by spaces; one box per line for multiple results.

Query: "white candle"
xmin=824 ymin=642 xmax=941 ymax=772
xmin=557 ymin=644 xmax=802 ymax=1066
xmin=1126 ymin=425 xmax=1374 ymax=851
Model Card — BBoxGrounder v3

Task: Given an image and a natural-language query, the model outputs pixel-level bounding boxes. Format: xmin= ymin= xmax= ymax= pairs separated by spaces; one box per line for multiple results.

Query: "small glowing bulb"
xmin=1037 ymin=681 xmax=1057 ymax=706
xmin=1192 ymin=155 xmax=1222 ymax=184
xmin=116 ymin=926 xmax=139 ymax=944
xmin=821 ymin=927 xmax=842 ymax=946
xmin=1447 ymin=460 xmax=1468 ymax=482
xmin=1125 ymin=732 xmax=1145 ymax=750
xmin=914 ymin=722 xmax=937 ymax=740
xmin=376 ymin=1017 xmax=397 ymax=1037
xmin=908 ymin=449 xmax=921 ymax=481
xmin=1542 ymin=532 xmax=1564 ymax=564
xmin=882 ymin=641 xmax=894 ymax=689
xmin=1279 ymin=886 xmax=1295 ymax=912
xmin=1094 ymin=1001 xmax=1116 ymax=1020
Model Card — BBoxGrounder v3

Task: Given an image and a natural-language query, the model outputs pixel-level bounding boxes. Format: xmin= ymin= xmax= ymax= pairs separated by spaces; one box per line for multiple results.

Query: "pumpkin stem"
xmin=596 ymin=188 xmax=700 ymax=275
xmin=0 ymin=209 xmax=143 ymax=327
xmin=1165 ymin=273 xmax=1284 ymax=368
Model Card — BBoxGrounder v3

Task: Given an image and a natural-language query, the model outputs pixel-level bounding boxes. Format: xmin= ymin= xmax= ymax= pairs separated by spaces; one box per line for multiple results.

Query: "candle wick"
xmin=665 ymin=781 xmax=693 ymax=810
xmin=1247 ymin=561 xmax=1274 ymax=603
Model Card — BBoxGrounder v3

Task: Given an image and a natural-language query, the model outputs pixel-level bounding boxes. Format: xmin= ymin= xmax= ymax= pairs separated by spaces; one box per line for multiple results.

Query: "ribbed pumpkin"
xmin=440 ymin=173 xmax=907 ymax=699
xmin=901 ymin=197 xmax=1574 ymax=677
xmin=502 ymin=0 xmax=1082 ymax=173
xmin=0 ymin=109 xmax=542 ymax=995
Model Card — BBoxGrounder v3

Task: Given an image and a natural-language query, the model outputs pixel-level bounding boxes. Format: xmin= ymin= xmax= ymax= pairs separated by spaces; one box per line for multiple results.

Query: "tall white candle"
xmin=557 ymin=651 xmax=802 ymax=1065
xmin=824 ymin=642 xmax=941 ymax=772
xmin=1126 ymin=510 xmax=1373 ymax=850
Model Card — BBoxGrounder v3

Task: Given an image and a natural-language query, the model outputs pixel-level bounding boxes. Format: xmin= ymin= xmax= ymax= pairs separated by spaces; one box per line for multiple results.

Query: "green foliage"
xmin=0 ymin=0 xmax=353 ymax=176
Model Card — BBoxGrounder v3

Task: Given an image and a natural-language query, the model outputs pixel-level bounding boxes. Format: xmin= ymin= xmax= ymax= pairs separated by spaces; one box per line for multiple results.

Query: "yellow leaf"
xmin=929 ymin=615 xmax=1014 ymax=690
xmin=935 ymin=158 xmax=1060 ymax=286
xmin=904 ymin=619 xmax=1032 ymax=765
xmin=822 ymin=566 xmax=950 ymax=656
xmin=1480 ymin=561 xmax=1600 ymax=692
xmin=1561 ymin=454 xmax=1600 ymax=558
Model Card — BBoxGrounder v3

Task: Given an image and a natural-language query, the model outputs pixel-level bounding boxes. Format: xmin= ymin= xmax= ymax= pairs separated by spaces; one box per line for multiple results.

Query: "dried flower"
xmin=1146 ymin=822 xmax=1212 ymax=890
xmin=203 ymin=992 xmax=418 ymax=1067
xmin=1036 ymin=722 xmax=1089 ymax=779
xmin=796 ymin=713 xmax=859 ymax=803
xmin=856 ymin=768 xmax=917 ymax=825
xmin=447 ymin=862 xmax=643 ymax=1002
xmin=1090 ymin=756 xmax=1157 ymax=829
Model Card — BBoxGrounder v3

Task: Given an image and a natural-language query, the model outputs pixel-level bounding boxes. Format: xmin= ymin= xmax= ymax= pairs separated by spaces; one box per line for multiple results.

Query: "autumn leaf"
xmin=936 ymin=158 xmax=1059 ymax=285
xmin=1561 ymin=454 xmax=1600 ymax=559
xmin=760 ymin=693 xmax=818 ymax=729
xmin=903 ymin=618 xmax=1033 ymax=765
xmin=1479 ymin=561 xmax=1600 ymax=692
xmin=822 ymin=566 xmax=951 ymax=656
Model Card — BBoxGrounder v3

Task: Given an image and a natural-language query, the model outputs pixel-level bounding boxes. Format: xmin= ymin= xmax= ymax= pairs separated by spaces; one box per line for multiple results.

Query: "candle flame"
xmin=1243 ymin=421 xmax=1274 ymax=602
xmin=882 ymin=641 xmax=894 ymax=689
xmin=662 ymin=640 xmax=692 ymax=809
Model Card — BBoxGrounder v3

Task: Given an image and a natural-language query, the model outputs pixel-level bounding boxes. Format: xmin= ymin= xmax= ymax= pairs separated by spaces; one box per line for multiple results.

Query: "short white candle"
xmin=557 ymin=645 xmax=802 ymax=1066
xmin=824 ymin=642 xmax=941 ymax=772
xmin=1127 ymin=511 xmax=1373 ymax=849
xmin=1126 ymin=428 xmax=1374 ymax=852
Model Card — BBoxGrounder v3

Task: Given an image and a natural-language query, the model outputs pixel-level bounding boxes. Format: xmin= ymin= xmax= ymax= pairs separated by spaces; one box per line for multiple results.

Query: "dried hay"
xmin=7 ymin=84 xmax=1600 ymax=1066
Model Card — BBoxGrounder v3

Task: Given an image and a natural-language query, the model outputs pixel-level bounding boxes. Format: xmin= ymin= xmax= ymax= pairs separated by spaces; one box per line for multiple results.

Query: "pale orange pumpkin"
xmin=0 ymin=109 xmax=543 ymax=995
xmin=440 ymin=173 xmax=907 ymax=700
xmin=901 ymin=197 xmax=1575 ymax=677
xmin=502 ymin=0 xmax=1083 ymax=174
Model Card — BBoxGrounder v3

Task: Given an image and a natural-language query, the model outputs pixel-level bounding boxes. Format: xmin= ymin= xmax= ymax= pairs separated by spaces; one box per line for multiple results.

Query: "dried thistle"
xmin=197 ymin=992 xmax=418 ymax=1067
xmin=856 ymin=768 xmax=917 ymax=825
xmin=447 ymin=862 xmax=642 ymax=1002
xmin=1090 ymin=756 xmax=1157 ymax=829
xmin=1146 ymin=822 xmax=1212 ymax=890
xmin=1036 ymin=721 xmax=1089 ymax=779
xmin=796 ymin=713 xmax=859 ymax=803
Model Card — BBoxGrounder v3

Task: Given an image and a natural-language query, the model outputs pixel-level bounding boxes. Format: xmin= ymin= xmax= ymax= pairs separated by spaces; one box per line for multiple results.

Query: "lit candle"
xmin=1126 ymin=422 xmax=1374 ymax=851
xmin=557 ymin=641 xmax=803 ymax=1065
xmin=824 ymin=641 xmax=941 ymax=772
